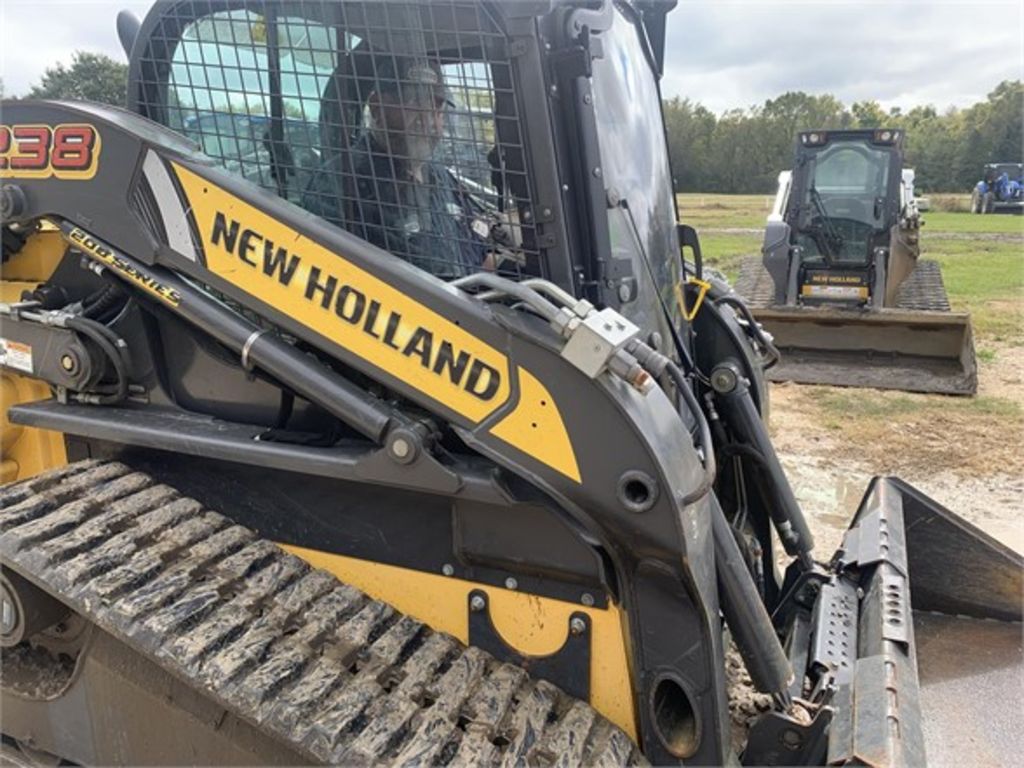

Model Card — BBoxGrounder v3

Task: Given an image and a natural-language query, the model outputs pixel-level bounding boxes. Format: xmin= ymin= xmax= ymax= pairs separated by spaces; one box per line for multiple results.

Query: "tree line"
xmin=5 ymin=52 xmax=1020 ymax=195
xmin=664 ymin=81 xmax=1023 ymax=194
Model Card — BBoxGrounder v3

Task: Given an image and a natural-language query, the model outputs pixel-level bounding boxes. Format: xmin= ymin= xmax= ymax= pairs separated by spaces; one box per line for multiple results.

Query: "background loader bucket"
xmin=733 ymin=256 xmax=978 ymax=395
xmin=752 ymin=306 xmax=977 ymax=395
xmin=849 ymin=478 xmax=1023 ymax=765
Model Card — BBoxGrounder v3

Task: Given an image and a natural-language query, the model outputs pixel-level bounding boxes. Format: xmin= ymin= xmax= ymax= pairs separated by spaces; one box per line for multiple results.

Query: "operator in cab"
xmin=305 ymin=55 xmax=492 ymax=279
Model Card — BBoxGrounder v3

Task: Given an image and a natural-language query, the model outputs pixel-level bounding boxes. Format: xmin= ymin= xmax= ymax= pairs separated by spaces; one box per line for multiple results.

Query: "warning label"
xmin=0 ymin=338 xmax=33 ymax=373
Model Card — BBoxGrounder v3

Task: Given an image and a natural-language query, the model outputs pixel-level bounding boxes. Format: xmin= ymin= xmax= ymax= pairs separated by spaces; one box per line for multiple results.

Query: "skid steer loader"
xmin=0 ymin=2 xmax=1019 ymax=765
xmin=734 ymin=129 xmax=977 ymax=395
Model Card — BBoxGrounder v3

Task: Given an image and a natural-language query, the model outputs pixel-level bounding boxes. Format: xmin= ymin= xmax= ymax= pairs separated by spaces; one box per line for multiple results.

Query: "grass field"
xmin=676 ymin=193 xmax=1024 ymax=342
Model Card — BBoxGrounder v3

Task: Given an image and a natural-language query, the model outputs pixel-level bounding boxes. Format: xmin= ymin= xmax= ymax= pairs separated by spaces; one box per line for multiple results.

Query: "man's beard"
xmin=402 ymin=133 xmax=436 ymax=166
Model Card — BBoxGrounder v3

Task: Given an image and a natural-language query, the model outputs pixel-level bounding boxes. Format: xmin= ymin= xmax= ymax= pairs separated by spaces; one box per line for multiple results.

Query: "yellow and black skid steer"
xmin=0 ymin=2 xmax=1019 ymax=765
xmin=735 ymin=129 xmax=977 ymax=395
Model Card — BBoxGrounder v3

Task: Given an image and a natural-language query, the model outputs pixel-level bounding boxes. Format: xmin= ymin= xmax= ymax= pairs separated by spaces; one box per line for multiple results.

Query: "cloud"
xmin=1 ymin=0 xmax=154 ymax=94
xmin=0 ymin=0 xmax=1019 ymax=112
xmin=661 ymin=1 xmax=1023 ymax=113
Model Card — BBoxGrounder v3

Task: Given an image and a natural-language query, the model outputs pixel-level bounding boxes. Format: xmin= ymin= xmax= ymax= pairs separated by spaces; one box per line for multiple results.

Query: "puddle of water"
xmin=778 ymin=453 xmax=872 ymax=555
xmin=776 ymin=457 xmax=1023 ymax=556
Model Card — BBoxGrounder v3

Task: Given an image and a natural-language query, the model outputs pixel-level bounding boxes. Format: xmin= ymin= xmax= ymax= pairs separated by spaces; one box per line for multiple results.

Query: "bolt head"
xmin=504 ymin=577 xmax=518 ymax=591
xmin=470 ymin=594 xmax=486 ymax=612
xmin=710 ymin=366 xmax=738 ymax=394
xmin=781 ymin=728 xmax=803 ymax=750
xmin=390 ymin=437 xmax=411 ymax=459
xmin=441 ymin=563 xmax=455 ymax=577
xmin=60 ymin=354 xmax=76 ymax=372
xmin=569 ymin=616 xmax=586 ymax=635
xmin=580 ymin=593 xmax=595 ymax=607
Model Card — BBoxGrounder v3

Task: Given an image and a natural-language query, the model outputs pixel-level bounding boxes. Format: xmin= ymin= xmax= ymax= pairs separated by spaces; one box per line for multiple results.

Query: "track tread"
xmin=733 ymin=256 xmax=954 ymax=312
xmin=0 ymin=461 xmax=642 ymax=766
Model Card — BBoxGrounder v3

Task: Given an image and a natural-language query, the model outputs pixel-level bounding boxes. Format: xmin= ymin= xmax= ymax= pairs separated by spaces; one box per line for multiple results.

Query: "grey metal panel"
xmin=142 ymin=150 xmax=198 ymax=261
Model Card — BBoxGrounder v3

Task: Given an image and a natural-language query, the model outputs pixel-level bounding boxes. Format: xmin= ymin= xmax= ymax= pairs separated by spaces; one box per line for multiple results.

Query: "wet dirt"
xmin=725 ymin=643 xmax=773 ymax=753
xmin=768 ymin=343 xmax=1024 ymax=556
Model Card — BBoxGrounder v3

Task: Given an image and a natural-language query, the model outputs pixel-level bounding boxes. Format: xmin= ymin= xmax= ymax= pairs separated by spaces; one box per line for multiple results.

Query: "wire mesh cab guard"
xmin=133 ymin=1 xmax=541 ymax=282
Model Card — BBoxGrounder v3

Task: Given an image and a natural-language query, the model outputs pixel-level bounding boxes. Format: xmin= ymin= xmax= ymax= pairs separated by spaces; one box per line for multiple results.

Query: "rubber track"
xmin=0 ymin=461 xmax=643 ymax=767
xmin=734 ymin=256 xmax=952 ymax=311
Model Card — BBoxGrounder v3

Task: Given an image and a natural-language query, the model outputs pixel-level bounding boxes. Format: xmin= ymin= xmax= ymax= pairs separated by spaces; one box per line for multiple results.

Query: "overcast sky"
xmin=1 ymin=0 xmax=1021 ymax=113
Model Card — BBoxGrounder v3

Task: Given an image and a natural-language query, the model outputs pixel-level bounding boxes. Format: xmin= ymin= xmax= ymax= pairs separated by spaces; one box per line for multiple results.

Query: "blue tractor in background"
xmin=971 ymin=162 xmax=1024 ymax=213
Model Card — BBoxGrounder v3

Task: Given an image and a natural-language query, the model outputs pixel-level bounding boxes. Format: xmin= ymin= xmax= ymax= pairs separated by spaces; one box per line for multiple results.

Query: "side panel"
xmin=171 ymin=163 xmax=580 ymax=482
xmin=1 ymin=230 xmax=68 ymax=482
xmin=287 ymin=544 xmax=637 ymax=739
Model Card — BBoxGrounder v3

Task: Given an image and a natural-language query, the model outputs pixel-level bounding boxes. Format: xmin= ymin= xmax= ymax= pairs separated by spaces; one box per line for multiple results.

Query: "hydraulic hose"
xmin=711 ymin=361 xmax=815 ymax=569
xmin=710 ymin=493 xmax=794 ymax=697
xmin=83 ymin=282 xmax=127 ymax=323
xmin=65 ymin=316 xmax=128 ymax=405
xmin=714 ymin=295 xmax=781 ymax=369
xmin=625 ymin=338 xmax=717 ymax=504
xmin=450 ymin=273 xmax=562 ymax=323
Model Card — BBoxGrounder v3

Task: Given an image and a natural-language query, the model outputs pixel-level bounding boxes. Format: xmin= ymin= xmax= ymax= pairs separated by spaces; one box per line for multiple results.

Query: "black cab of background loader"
xmin=761 ymin=128 xmax=914 ymax=309
xmin=0 ymin=1 xmax=1019 ymax=766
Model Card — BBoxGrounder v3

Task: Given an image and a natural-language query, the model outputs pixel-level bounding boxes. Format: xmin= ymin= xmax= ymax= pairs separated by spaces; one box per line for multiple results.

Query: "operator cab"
xmin=762 ymin=129 xmax=911 ymax=308
xmin=124 ymin=1 xmax=702 ymax=351
xmin=983 ymin=162 xmax=1023 ymax=184
xmin=124 ymin=0 xmax=768 ymax=409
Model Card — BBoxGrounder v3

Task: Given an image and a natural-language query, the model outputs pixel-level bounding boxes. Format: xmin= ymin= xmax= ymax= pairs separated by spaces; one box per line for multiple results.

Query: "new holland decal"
xmin=171 ymin=162 xmax=580 ymax=482
xmin=208 ymin=213 xmax=501 ymax=402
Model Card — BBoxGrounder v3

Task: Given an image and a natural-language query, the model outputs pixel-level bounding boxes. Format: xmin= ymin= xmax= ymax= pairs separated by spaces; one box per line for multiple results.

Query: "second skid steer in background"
xmin=735 ymin=129 xmax=977 ymax=395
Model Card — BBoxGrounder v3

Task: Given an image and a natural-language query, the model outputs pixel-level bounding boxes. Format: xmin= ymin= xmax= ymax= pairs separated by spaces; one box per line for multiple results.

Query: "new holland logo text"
xmin=210 ymin=213 xmax=501 ymax=401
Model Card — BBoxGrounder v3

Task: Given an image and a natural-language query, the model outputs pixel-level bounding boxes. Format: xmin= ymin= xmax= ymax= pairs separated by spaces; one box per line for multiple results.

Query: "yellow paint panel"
xmin=173 ymin=162 xmax=510 ymax=424
xmin=489 ymin=368 xmax=580 ymax=483
xmin=799 ymin=285 xmax=869 ymax=299
xmin=1 ymin=229 xmax=65 ymax=282
xmin=0 ymin=374 xmax=67 ymax=483
xmin=1 ymin=280 xmax=68 ymax=483
xmin=284 ymin=544 xmax=636 ymax=739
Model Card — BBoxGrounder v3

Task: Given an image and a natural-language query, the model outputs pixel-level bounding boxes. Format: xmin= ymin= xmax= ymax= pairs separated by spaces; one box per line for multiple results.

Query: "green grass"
xmin=676 ymin=192 xmax=1024 ymax=235
xmin=921 ymin=211 xmax=1024 ymax=234
xmin=977 ymin=347 xmax=998 ymax=363
xmin=676 ymin=194 xmax=773 ymax=230
xmin=925 ymin=238 xmax=1023 ymax=340
xmin=698 ymin=232 xmax=762 ymax=283
xmin=809 ymin=388 xmax=1022 ymax=423
xmin=676 ymin=193 xmax=1023 ymax=344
